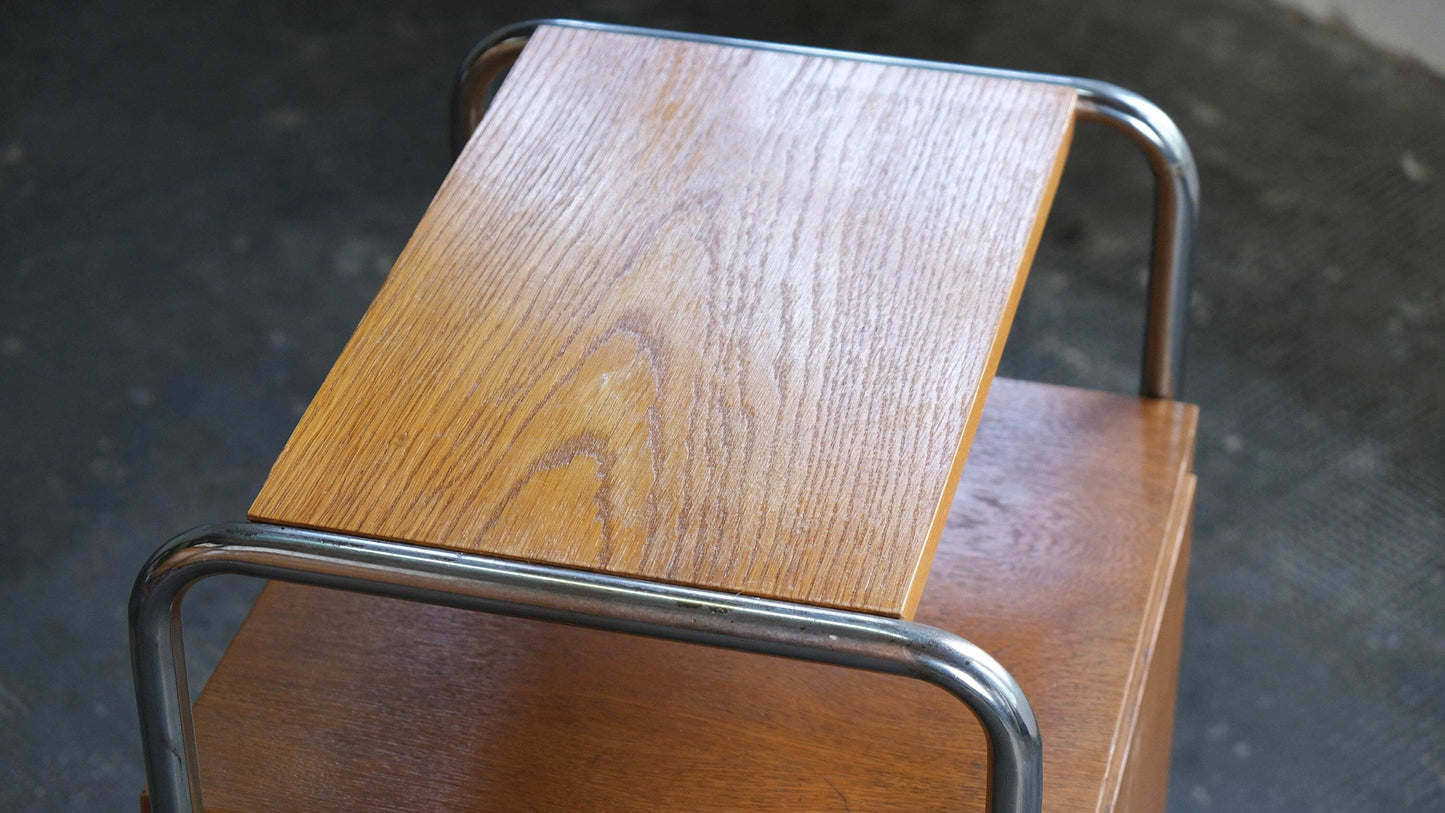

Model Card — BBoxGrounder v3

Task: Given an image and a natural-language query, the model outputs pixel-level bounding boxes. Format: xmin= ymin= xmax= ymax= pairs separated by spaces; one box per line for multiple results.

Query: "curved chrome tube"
xmin=450 ymin=19 xmax=1198 ymax=399
xmin=132 ymin=522 xmax=1042 ymax=813
xmin=1072 ymin=84 xmax=1197 ymax=399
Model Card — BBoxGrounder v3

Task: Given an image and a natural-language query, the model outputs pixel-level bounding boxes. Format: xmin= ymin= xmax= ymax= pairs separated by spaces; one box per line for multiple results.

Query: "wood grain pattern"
xmin=193 ymin=379 xmax=1197 ymax=811
xmin=248 ymin=25 xmax=1077 ymax=618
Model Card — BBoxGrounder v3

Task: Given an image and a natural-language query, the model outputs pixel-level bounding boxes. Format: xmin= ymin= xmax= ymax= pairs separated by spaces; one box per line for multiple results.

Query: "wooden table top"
xmin=193 ymin=379 xmax=1198 ymax=812
xmin=248 ymin=24 xmax=1077 ymax=618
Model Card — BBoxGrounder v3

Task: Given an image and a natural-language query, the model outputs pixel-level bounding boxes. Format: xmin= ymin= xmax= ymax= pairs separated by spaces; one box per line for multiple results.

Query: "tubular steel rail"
xmin=132 ymin=20 xmax=1199 ymax=813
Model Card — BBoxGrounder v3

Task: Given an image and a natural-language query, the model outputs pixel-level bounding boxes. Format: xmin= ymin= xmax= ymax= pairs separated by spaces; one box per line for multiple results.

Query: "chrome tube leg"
xmin=911 ymin=637 xmax=1044 ymax=812
xmin=1074 ymin=84 xmax=1199 ymax=399
xmin=131 ymin=523 xmax=1040 ymax=813
xmin=129 ymin=546 xmax=204 ymax=813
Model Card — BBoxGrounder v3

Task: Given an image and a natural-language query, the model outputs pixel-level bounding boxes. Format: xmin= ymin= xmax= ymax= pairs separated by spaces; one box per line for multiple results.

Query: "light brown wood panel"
xmin=1110 ymin=481 xmax=1194 ymax=812
xmin=193 ymin=379 xmax=1197 ymax=811
xmin=248 ymin=25 xmax=1077 ymax=618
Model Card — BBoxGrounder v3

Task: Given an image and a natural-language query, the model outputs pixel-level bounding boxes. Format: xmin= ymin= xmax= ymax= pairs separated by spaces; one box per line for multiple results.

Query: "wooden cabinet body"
xmin=174 ymin=380 xmax=1197 ymax=812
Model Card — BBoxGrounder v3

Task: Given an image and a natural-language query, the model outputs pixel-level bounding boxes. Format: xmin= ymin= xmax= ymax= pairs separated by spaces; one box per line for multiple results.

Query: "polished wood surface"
xmin=196 ymin=379 xmax=1197 ymax=811
xmin=249 ymin=25 xmax=1077 ymax=618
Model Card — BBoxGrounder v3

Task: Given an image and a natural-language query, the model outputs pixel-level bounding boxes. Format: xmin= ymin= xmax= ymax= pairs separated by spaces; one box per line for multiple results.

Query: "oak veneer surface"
xmin=197 ymin=379 xmax=1198 ymax=812
xmin=248 ymin=25 xmax=1077 ymax=618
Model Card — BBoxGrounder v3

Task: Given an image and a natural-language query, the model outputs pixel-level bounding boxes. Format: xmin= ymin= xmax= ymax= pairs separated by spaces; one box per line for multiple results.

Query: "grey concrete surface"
xmin=2 ymin=1 xmax=1442 ymax=810
xmin=1272 ymin=0 xmax=1445 ymax=76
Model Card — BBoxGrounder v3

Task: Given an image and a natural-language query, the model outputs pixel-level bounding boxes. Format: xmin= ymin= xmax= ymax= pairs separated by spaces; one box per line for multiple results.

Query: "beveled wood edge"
xmin=1097 ymin=463 xmax=1197 ymax=812
xmin=1110 ymin=490 xmax=1194 ymax=813
xmin=897 ymin=105 xmax=1078 ymax=620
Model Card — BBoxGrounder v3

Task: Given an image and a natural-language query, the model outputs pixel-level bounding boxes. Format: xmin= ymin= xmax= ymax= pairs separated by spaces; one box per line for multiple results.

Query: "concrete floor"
xmin=2 ymin=0 xmax=1442 ymax=810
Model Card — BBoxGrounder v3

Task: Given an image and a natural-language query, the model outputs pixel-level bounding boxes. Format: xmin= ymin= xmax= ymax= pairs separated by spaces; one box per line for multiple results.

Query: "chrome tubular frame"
xmin=131 ymin=523 xmax=1042 ymax=813
xmin=134 ymin=21 xmax=1203 ymax=813
xmin=451 ymin=19 xmax=1199 ymax=399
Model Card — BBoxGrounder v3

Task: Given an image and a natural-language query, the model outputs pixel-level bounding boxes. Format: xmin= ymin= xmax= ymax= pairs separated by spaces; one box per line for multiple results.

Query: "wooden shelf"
xmin=186 ymin=378 xmax=1197 ymax=812
xmin=248 ymin=24 xmax=1077 ymax=618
